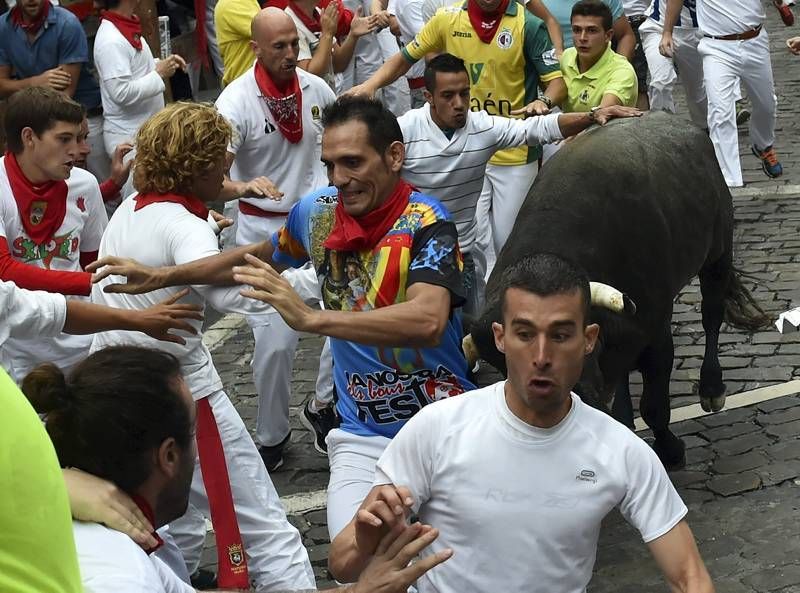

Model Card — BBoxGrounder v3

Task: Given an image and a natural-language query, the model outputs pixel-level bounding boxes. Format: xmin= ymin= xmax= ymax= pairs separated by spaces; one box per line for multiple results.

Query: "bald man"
xmin=214 ymin=8 xmax=338 ymax=472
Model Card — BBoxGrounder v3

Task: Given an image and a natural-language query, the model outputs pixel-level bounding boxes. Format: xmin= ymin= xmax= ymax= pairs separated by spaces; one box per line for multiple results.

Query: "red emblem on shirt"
xmin=77 ymin=196 xmax=86 ymax=212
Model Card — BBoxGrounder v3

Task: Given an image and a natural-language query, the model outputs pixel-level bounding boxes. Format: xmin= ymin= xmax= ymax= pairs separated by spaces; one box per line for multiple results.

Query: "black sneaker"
xmin=300 ymin=401 xmax=339 ymax=455
xmin=190 ymin=568 xmax=217 ymax=590
xmin=258 ymin=431 xmax=291 ymax=472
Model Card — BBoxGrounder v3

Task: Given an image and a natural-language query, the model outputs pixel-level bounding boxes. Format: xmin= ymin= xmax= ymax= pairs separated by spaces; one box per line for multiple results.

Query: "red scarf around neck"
xmin=288 ymin=0 xmax=353 ymax=38
xmin=4 ymin=151 xmax=68 ymax=245
xmin=466 ymin=0 xmax=510 ymax=44
xmin=130 ymin=494 xmax=165 ymax=555
xmin=11 ymin=0 xmax=50 ymax=36
xmin=254 ymin=61 xmax=303 ymax=144
xmin=101 ymin=10 xmax=143 ymax=50
xmin=323 ymin=179 xmax=413 ymax=252
xmin=134 ymin=192 xmax=209 ymax=220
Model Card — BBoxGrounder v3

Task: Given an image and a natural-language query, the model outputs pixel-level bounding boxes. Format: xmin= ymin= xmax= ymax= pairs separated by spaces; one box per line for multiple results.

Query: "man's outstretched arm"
xmin=648 ymin=520 xmax=714 ymax=593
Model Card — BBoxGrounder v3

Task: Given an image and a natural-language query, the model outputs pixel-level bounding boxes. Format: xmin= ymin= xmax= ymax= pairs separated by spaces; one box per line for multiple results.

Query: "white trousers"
xmin=236 ymin=211 xmax=334 ymax=446
xmin=697 ymin=29 xmax=777 ymax=187
xmin=475 ymin=160 xmax=538 ymax=277
xmin=325 ymin=428 xmax=391 ymax=539
xmin=639 ymin=21 xmax=708 ymax=128
xmin=168 ymin=390 xmax=316 ymax=592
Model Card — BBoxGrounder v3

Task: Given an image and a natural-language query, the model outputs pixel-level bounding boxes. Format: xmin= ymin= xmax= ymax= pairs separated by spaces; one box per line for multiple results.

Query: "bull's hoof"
xmin=652 ymin=434 xmax=686 ymax=471
xmin=700 ymin=395 xmax=726 ymax=413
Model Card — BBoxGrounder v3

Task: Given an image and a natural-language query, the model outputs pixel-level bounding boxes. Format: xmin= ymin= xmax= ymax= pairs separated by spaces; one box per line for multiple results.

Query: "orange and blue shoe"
xmin=752 ymin=145 xmax=784 ymax=179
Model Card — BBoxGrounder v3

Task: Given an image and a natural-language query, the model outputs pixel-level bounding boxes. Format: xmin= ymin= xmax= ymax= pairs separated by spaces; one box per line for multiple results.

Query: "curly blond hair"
xmin=133 ymin=102 xmax=232 ymax=194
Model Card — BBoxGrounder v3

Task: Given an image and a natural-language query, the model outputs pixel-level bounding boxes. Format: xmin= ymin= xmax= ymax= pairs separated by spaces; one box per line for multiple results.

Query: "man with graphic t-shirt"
xmin=88 ymin=96 xmax=476 ymax=543
xmin=0 ymin=87 xmax=108 ymax=381
xmin=329 ymin=253 xmax=715 ymax=593
xmin=214 ymin=6 xmax=338 ymax=471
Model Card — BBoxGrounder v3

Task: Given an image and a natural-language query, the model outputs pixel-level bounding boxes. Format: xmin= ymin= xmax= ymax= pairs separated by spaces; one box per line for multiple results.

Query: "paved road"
xmin=198 ymin=9 xmax=800 ymax=591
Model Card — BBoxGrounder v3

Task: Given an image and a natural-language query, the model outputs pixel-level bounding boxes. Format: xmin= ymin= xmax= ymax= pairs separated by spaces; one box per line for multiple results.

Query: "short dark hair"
xmin=571 ymin=0 xmax=613 ymax=31
xmin=22 ymin=347 xmax=192 ymax=495
xmin=498 ymin=254 xmax=591 ymax=324
xmin=4 ymin=87 xmax=84 ymax=154
xmin=321 ymin=95 xmax=403 ymax=155
xmin=424 ymin=53 xmax=468 ymax=93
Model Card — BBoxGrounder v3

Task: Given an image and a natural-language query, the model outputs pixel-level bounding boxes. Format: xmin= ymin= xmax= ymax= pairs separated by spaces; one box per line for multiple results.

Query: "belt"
xmin=238 ymin=200 xmax=288 ymax=218
xmin=86 ymin=106 xmax=103 ymax=117
xmin=704 ymin=24 xmax=762 ymax=41
xmin=407 ymin=76 xmax=426 ymax=90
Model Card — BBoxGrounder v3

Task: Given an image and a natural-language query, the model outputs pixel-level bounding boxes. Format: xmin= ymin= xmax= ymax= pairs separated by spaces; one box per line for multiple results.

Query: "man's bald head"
xmin=249 ymin=6 xmax=300 ymax=85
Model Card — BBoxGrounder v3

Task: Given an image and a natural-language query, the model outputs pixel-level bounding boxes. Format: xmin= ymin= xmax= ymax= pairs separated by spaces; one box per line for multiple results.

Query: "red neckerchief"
xmin=101 ymin=10 xmax=143 ymax=50
xmin=10 ymin=1 xmax=50 ymax=36
xmin=466 ymin=0 xmax=510 ymax=44
xmin=130 ymin=494 xmax=164 ymax=555
xmin=4 ymin=151 xmax=68 ymax=245
xmin=323 ymin=179 xmax=413 ymax=252
xmin=288 ymin=0 xmax=321 ymax=33
xmin=254 ymin=61 xmax=303 ymax=144
xmin=134 ymin=192 xmax=209 ymax=220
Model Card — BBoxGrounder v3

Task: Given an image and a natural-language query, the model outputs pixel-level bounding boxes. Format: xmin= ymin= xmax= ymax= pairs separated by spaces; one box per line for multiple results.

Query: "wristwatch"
xmin=588 ymin=106 xmax=602 ymax=122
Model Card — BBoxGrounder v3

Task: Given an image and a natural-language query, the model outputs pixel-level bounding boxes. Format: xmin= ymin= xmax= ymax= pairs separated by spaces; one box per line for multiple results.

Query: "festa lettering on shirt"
xmin=272 ymin=187 xmax=475 ymax=438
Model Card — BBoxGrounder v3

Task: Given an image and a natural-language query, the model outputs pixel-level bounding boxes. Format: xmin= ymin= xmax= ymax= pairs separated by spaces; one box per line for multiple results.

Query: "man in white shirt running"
xmin=398 ymin=53 xmax=641 ymax=315
xmin=660 ymin=0 xmax=782 ymax=187
xmin=215 ymin=7 xmax=338 ymax=469
xmin=329 ymin=253 xmax=715 ymax=593
xmin=22 ymin=345 xmax=452 ymax=593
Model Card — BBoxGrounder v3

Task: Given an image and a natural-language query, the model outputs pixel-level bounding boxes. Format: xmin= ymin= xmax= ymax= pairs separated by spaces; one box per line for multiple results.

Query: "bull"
xmin=467 ymin=112 xmax=768 ymax=470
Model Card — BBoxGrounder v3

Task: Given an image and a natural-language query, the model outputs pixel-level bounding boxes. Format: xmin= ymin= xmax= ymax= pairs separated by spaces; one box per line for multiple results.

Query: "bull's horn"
xmin=590 ymin=282 xmax=637 ymax=314
xmin=462 ymin=334 xmax=480 ymax=367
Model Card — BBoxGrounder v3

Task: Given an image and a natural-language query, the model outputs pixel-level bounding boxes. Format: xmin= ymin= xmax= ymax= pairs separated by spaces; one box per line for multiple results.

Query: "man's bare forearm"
xmin=663 ymin=0 xmax=682 ymax=33
xmin=167 ymin=242 xmax=275 ymax=287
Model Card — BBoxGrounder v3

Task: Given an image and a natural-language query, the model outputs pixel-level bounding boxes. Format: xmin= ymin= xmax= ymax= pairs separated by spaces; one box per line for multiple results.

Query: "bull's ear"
xmin=584 ymin=323 xmax=600 ymax=355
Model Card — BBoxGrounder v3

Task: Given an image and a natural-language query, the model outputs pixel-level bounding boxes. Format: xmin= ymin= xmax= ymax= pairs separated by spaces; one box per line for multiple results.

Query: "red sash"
xmin=466 ymin=0 xmax=510 ymax=44
xmin=4 ymin=151 xmax=68 ymax=245
xmin=323 ymin=179 xmax=412 ymax=252
xmin=101 ymin=10 xmax=143 ymax=50
xmin=196 ymin=398 xmax=250 ymax=589
xmin=134 ymin=192 xmax=209 ymax=220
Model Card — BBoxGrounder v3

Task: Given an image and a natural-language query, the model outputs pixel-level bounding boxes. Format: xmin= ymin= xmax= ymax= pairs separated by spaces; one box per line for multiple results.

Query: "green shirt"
xmin=0 ymin=368 xmax=83 ymax=593
xmin=561 ymin=43 xmax=637 ymax=112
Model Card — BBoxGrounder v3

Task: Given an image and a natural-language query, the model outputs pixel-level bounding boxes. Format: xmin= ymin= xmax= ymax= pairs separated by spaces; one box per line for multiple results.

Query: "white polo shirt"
xmin=90 ymin=198 xmax=271 ymax=400
xmin=695 ymin=0 xmax=764 ymax=37
xmin=375 ymin=382 xmax=688 ymax=593
xmin=93 ymin=19 xmax=166 ymax=137
xmin=215 ymin=66 xmax=335 ymax=214
xmin=397 ymin=105 xmax=562 ymax=253
xmin=0 ymin=161 xmax=106 ymax=380
xmin=73 ymin=521 xmax=194 ymax=593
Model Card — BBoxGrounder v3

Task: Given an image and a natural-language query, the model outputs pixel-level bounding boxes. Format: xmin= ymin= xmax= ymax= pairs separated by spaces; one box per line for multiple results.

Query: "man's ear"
xmin=492 ymin=321 xmax=505 ymax=354
xmin=423 ymin=89 xmax=433 ymax=105
xmin=584 ymin=323 xmax=600 ymax=355
xmin=605 ymin=29 xmax=614 ymax=43
xmin=155 ymin=437 xmax=180 ymax=479
xmin=386 ymin=140 xmax=405 ymax=173
xmin=21 ymin=127 xmax=35 ymax=148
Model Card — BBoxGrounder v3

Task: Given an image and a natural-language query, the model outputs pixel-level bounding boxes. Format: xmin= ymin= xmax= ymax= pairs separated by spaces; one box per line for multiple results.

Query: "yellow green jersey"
xmin=560 ymin=44 xmax=637 ymax=112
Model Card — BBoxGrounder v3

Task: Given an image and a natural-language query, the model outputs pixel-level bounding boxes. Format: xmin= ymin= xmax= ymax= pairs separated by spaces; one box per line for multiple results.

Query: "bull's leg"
xmin=611 ymin=378 xmax=635 ymax=430
xmin=640 ymin=323 xmax=685 ymax=470
xmin=698 ymin=259 xmax=727 ymax=412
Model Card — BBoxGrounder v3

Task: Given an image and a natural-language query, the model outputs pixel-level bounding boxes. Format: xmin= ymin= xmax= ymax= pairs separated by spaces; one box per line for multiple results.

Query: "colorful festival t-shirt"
xmin=272 ymin=187 xmax=476 ymax=439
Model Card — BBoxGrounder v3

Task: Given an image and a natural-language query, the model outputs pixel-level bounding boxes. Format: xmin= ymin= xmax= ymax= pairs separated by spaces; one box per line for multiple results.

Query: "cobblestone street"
xmin=198 ymin=10 xmax=800 ymax=591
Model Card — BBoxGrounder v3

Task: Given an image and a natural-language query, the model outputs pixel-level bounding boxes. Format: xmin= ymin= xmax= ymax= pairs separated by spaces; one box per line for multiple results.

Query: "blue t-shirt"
xmin=272 ymin=187 xmax=476 ymax=439
xmin=541 ymin=0 xmax=624 ymax=49
xmin=0 ymin=6 xmax=101 ymax=110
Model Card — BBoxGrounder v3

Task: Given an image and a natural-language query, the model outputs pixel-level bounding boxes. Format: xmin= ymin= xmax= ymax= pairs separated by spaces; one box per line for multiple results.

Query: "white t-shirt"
xmin=695 ymin=0 xmax=764 ymax=36
xmin=215 ymin=66 xmax=335 ymax=213
xmin=0 ymin=281 xmax=66 ymax=375
xmin=93 ymin=19 xmax=166 ymax=137
xmin=285 ymin=6 xmax=337 ymax=90
xmin=622 ymin=0 xmax=650 ymax=16
xmin=645 ymin=0 xmax=699 ymax=28
xmin=375 ymin=382 xmax=688 ymax=593
xmin=73 ymin=521 xmax=194 ymax=593
xmin=90 ymin=199 xmax=270 ymax=400
xmin=0 ymin=161 xmax=107 ymax=379
xmin=386 ymin=0 xmax=426 ymax=79
xmin=397 ymin=106 xmax=562 ymax=253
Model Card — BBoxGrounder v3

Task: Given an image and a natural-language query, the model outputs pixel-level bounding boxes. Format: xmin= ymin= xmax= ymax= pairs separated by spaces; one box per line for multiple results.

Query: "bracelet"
xmin=540 ymin=95 xmax=553 ymax=109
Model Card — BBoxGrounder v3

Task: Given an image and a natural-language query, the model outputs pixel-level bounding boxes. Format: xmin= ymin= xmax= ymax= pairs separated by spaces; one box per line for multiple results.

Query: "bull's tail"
xmin=723 ymin=268 xmax=770 ymax=331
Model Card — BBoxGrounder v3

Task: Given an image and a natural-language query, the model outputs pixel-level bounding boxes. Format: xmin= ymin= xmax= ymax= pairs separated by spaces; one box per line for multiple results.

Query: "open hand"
xmin=86 ymin=256 xmax=167 ymax=294
xmin=511 ymin=99 xmax=550 ymax=117
xmin=240 ymin=176 xmax=283 ymax=200
xmin=593 ymin=105 xmax=642 ymax=125
xmin=134 ymin=288 xmax=203 ymax=344
xmin=110 ymin=142 xmax=134 ymax=188
xmin=354 ymin=485 xmax=415 ymax=557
